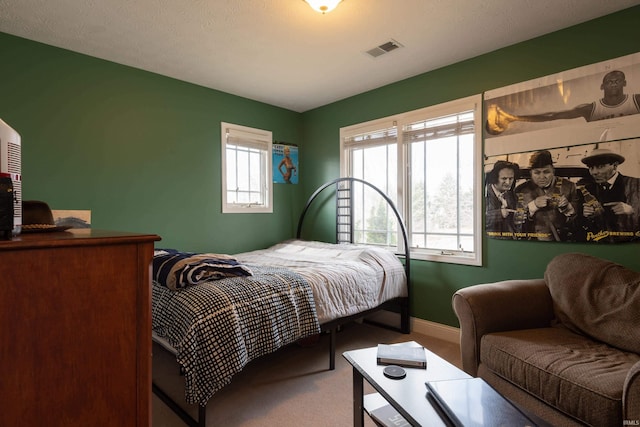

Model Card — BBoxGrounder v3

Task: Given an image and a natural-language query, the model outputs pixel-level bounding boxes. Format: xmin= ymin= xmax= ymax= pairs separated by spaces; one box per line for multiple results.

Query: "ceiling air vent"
xmin=366 ymin=39 xmax=403 ymax=58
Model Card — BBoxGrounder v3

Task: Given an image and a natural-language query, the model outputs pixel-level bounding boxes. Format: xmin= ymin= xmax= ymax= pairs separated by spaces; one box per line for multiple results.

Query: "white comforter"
xmin=235 ymin=239 xmax=407 ymax=324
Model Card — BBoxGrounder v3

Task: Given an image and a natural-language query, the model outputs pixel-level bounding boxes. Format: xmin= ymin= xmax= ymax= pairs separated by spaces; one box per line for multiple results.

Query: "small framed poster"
xmin=273 ymin=143 xmax=298 ymax=184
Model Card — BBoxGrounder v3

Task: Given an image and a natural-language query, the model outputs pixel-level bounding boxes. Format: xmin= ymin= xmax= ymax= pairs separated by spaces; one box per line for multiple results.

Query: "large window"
xmin=221 ymin=122 xmax=272 ymax=213
xmin=340 ymin=95 xmax=482 ymax=265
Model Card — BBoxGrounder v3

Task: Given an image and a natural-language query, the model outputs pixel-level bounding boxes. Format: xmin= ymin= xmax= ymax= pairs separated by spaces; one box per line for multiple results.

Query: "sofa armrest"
xmin=452 ymin=279 xmax=554 ymax=376
xmin=624 ymin=360 xmax=640 ymax=424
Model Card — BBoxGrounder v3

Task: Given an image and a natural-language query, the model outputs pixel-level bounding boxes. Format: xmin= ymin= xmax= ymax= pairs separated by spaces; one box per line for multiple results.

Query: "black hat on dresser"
xmin=22 ymin=200 xmax=71 ymax=233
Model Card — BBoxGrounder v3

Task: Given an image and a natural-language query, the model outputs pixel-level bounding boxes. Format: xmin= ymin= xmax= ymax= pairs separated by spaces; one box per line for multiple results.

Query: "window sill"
xmin=410 ymin=249 xmax=481 ymax=266
xmin=222 ymin=205 xmax=273 ymax=214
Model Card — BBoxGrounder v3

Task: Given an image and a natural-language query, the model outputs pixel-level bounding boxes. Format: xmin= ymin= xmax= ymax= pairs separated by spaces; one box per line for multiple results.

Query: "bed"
xmin=151 ymin=178 xmax=411 ymax=427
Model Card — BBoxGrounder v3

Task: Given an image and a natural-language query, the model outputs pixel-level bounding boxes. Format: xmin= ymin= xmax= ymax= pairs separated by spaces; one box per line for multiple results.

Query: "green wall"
xmin=0 ymin=32 xmax=303 ymax=254
xmin=1 ymin=6 xmax=639 ymax=327
xmin=300 ymin=6 xmax=640 ymax=326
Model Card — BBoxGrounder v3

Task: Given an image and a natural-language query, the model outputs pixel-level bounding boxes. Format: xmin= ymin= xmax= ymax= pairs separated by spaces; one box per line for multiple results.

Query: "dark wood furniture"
xmin=0 ymin=229 xmax=160 ymax=427
xmin=343 ymin=342 xmax=471 ymax=426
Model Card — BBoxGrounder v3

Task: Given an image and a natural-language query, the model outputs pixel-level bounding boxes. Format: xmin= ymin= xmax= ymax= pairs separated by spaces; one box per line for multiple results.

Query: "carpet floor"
xmin=152 ymin=321 xmax=461 ymax=427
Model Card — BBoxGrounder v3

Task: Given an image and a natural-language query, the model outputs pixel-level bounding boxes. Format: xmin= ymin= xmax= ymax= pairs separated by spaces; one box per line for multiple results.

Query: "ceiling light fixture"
xmin=304 ymin=0 xmax=343 ymax=14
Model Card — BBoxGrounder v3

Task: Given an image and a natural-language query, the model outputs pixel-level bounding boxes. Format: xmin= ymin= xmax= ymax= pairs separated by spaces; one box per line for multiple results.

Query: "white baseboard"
xmin=364 ymin=310 xmax=460 ymax=345
xmin=411 ymin=317 xmax=460 ymax=345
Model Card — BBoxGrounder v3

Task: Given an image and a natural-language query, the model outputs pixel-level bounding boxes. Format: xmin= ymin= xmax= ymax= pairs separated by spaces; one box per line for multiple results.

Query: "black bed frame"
xmin=296 ymin=177 xmax=411 ymax=370
xmin=153 ymin=177 xmax=411 ymax=427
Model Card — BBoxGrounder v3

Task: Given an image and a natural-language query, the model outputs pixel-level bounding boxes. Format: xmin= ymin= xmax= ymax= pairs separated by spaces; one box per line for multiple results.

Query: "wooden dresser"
xmin=0 ymin=229 xmax=161 ymax=427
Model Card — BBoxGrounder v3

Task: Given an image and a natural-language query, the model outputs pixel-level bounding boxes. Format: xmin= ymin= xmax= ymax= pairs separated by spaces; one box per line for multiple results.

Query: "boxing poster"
xmin=483 ymin=52 xmax=640 ymax=243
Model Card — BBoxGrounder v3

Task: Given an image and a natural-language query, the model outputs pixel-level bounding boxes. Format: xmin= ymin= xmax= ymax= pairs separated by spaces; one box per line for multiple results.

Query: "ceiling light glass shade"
xmin=304 ymin=0 xmax=343 ymax=14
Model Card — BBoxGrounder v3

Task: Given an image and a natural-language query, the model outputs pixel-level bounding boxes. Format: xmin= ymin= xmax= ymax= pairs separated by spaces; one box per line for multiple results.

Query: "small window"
xmin=221 ymin=122 xmax=272 ymax=213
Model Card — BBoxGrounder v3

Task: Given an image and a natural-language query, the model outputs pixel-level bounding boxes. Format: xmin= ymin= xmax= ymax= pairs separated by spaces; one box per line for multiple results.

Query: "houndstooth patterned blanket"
xmin=152 ymin=265 xmax=320 ymax=405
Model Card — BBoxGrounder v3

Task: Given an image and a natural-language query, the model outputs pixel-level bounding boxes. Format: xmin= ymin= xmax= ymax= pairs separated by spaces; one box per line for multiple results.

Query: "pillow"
xmin=153 ymin=249 xmax=253 ymax=291
xmin=544 ymin=252 xmax=640 ymax=353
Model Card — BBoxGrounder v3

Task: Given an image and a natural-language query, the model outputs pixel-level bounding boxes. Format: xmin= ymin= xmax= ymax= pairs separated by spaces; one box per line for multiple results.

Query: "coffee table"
xmin=343 ymin=341 xmax=471 ymax=426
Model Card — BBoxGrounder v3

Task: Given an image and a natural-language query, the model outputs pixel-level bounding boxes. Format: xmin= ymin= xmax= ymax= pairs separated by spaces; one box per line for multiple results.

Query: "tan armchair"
xmin=453 ymin=273 xmax=640 ymax=427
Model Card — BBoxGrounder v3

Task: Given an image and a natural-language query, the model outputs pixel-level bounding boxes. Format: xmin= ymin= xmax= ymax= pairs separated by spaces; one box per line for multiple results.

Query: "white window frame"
xmin=340 ymin=95 xmax=483 ymax=266
xmin=221 ymin=122 xmax=273 ymax=213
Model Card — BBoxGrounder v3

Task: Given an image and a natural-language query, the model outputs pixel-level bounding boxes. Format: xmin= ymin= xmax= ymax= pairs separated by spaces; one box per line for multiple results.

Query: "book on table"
xmin=376 ymin=342 xmax=427 ymax=369
xmin=425 ymin=377 xmax=537 ymax=427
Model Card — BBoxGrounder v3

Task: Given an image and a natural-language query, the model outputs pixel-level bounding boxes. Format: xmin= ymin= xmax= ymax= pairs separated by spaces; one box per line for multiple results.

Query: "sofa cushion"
xmin=481 ymin=327 xmax=640 ymax=427
xmin=544 ymin=252 xmax=640 ymax=354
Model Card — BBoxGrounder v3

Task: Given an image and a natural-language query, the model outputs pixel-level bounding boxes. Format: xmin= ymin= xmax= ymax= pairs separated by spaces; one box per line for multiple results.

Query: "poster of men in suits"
xmin=484 ymin=52 xmax=640 ymax=243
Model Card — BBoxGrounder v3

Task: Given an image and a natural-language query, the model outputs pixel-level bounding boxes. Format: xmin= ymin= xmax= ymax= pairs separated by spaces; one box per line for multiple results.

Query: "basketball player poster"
xmin=483 ymin=52 xmax=640 ymax=243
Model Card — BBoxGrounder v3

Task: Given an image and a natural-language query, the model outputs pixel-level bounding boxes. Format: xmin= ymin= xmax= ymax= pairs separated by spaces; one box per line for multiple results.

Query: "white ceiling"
xmin=1 ymin=0 xmax=639 ymax=112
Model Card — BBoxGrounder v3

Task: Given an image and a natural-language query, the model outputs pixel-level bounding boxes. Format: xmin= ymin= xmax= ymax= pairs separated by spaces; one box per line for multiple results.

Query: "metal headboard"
xmin=295 ymin=177 xmax=410 ymax=287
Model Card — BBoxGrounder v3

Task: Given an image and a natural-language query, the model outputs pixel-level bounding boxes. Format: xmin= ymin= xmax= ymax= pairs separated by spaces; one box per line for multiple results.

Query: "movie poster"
xmin=484 ymin=52 xmax=640 ymax=243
